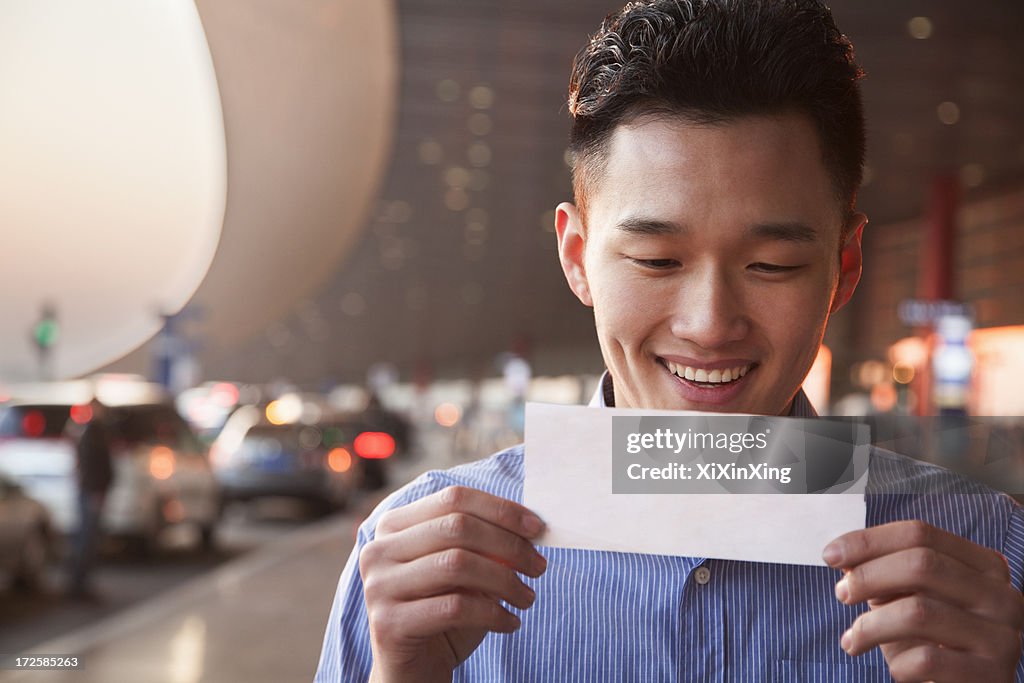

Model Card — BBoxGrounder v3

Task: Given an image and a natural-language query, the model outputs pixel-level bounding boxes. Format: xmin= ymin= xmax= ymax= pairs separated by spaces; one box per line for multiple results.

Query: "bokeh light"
xmin=434 ymin=402 xmax=461 ymax=427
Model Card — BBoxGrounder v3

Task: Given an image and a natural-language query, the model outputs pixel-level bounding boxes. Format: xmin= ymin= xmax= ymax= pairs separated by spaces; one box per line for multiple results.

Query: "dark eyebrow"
xmin=615 ymin=217 xmax=686 ymax=236
xmin=614 ymin=217 xmax=820 ymax=242
xmin=747 ymin=222 xmax=819 ymax=243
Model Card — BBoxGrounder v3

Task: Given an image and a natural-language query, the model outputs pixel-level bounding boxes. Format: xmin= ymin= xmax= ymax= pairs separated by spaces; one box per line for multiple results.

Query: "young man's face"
xmin=556 ymin=113 xmax=865 ymax=415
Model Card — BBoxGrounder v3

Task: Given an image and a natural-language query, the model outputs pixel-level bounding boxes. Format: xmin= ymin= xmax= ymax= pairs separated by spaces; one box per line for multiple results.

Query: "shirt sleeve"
xmin=1001 ymin=503 xmax=1024 ymax=683
xmin=313 ymin=518 xmax=374 ymax=683
xmin=313 ymin=472 xmax=453 ymax=683
xmin=1004 ymin=504 xmax=1024 ymax=590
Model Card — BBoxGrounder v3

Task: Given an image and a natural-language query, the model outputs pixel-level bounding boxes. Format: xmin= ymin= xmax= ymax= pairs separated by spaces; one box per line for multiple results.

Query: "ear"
xmin=830 ymin=212 xmax=867 ymax=314
xmin=555 ymin=202 xmax=593 ymax=307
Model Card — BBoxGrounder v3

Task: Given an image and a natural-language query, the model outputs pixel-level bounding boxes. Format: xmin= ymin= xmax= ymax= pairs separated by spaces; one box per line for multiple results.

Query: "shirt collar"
xmin=588 ymin=370 xmax=818 ymax=417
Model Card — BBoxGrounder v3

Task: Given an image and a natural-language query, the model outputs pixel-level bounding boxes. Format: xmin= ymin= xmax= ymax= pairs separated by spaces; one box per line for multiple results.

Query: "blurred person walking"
xmin=67 ymin=397 xmax=113 ymax=599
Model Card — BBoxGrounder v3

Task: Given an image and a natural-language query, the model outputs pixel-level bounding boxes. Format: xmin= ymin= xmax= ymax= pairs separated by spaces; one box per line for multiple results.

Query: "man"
xmin=316 ymin=1 xmax=1024 ymax=680
xmin=68 ymin=396 xmax=113 ymax=599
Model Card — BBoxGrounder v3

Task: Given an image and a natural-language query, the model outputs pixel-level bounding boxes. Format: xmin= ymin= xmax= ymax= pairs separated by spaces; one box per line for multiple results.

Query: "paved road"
xmin=0 ymin=499 xmax=345 ymax=656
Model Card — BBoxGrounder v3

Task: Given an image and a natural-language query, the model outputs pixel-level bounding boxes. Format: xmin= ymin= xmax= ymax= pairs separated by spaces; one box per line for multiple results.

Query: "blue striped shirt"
xmin=316 ymin=383 xmax=1024 ymax=681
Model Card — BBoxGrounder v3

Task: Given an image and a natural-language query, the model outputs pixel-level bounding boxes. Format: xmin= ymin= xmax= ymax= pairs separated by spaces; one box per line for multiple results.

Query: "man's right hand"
xmin=360 ymin=485 xmax=549 ymax=683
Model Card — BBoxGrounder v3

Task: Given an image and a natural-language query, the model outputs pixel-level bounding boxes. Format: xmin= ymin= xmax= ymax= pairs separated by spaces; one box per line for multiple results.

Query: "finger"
xmin=372 ymin=548 xmax=537 ymax=610
xmin=836 ymin=547 xmax=1024 ymax=626
xmin=877 ymin=637 xmax=931 ymax=664
xmin=825 ymin=520 xmax=1009 ymax=579
xmin=370 ymin=591 xmax=522 ymax=642
xmin=375 ymin=485 xmax=545 ymax=539
xmin=372 ymin=511 xmax=548 ymax=578
xmin=884 ymin=642 xmax=1004 ymax=683
xmin=842 ymin=594 xmax=1004 ymax=658
xmin=846 ymin=565 xmax=916 ymax=609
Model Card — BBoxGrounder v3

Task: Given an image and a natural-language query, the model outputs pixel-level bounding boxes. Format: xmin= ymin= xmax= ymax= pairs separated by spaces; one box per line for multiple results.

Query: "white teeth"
xmin=667 ymin=361 xmax=753 ymax=384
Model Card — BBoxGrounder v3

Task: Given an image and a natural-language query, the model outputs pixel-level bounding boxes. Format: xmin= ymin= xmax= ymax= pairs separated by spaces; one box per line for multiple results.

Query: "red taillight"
xmin=70 ymin=404 xmax=93 ymax=424
xmin=353 ymin=432 xmax=395 ymax=459
xmin=22 ymin=411 xmax=46 ymax=437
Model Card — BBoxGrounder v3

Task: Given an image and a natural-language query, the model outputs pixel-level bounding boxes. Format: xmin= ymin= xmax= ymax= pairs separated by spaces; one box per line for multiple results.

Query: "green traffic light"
xmin=33 ymin=319 xmax=59 ymax=348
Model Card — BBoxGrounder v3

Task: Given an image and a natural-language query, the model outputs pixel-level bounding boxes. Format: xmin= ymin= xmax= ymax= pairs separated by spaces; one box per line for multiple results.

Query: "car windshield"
xmin=243 ymin=426 xmax=319 ymax=452
xmin=0 ymin=405 xmax=71 ymax=438
xmin=109 ymin=405 xmax=181 ymax=445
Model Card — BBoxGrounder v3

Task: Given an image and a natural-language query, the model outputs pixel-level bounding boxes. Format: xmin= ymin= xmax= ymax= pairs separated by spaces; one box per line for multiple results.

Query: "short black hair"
xmin=568 ymin=0 xmax=865 ymax=224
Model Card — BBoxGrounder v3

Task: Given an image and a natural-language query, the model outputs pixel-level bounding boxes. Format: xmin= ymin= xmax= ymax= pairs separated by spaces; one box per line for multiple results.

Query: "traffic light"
xmin=33 ymin=314 xmax=59 ymax=350
xmin=30 ymin=303 xmax=59 ymax=380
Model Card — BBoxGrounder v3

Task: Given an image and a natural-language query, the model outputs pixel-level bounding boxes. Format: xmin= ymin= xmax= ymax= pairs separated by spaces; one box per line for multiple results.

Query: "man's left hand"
xmin=825 ymin=520 xmax=1024 ymax=682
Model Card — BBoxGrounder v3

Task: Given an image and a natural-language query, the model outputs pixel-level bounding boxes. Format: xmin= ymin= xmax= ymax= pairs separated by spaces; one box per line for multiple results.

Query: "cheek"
xmin=590 ymin=272 xmax=664 ymax=342
xmin=754 ymin=286 xmax=832 ymax=362
xmin=761 ymin=288 xmax=831 ymax=323
xmin=593 ymin=274 xmax=655 ymax=321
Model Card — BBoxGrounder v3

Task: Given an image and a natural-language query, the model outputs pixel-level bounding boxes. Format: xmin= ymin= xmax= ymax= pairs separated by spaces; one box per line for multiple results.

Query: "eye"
xmin=749 ymin=262 xmax=803 ymax=274
xmin=631 ymin=258 xmax=679 ymax=270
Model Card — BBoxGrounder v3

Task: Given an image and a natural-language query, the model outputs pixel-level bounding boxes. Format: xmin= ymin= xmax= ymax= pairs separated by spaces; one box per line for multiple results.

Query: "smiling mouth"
xmin=658 ymin=358 xmax=757 ymax=388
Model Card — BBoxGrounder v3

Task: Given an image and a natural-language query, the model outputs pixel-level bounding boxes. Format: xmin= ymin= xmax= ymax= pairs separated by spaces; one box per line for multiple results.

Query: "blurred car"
xmin=319 ymin=412 xmax=400 ymax=491
xmin=0 ymin=379 xmax=221 ymax=554
xmin=211 ymin=405 xmax=358 ymax=513
xmin=0 ymin=401 xmax=78 ymax=533
xmin=105 ymin=401 xmax=222 ymax=552
xmin=0 ymin=471 xmax=55 ymax=592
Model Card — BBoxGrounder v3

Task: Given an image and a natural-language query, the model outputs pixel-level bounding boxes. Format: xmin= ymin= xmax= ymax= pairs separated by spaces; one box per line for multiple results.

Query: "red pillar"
xmin=917 ymin=174 xmax=960 ymax=301
xmin=915 ymin=174 xmax=960 ymax=415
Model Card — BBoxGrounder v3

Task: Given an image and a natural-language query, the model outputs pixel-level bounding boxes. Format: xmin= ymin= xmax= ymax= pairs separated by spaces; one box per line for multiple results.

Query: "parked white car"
xmin=0 ymin=378 xmax=221 ymax=554
xmin=0 ymin=472 xmax=54 ymax=592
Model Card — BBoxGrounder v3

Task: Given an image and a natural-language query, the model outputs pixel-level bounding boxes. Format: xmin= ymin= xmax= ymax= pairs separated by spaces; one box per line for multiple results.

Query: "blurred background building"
xmin=1 ymin=0 xmax=1022 ymax=421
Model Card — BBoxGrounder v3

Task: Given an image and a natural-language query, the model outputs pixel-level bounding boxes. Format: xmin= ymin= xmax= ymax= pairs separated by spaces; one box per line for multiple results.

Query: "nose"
xmin=669 ymin=268 xmax=750 ymax=349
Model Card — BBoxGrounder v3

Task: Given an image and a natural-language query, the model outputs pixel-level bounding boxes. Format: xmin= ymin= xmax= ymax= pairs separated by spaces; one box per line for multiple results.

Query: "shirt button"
xmin=693 ymin=566 xmax=711 ymax=585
